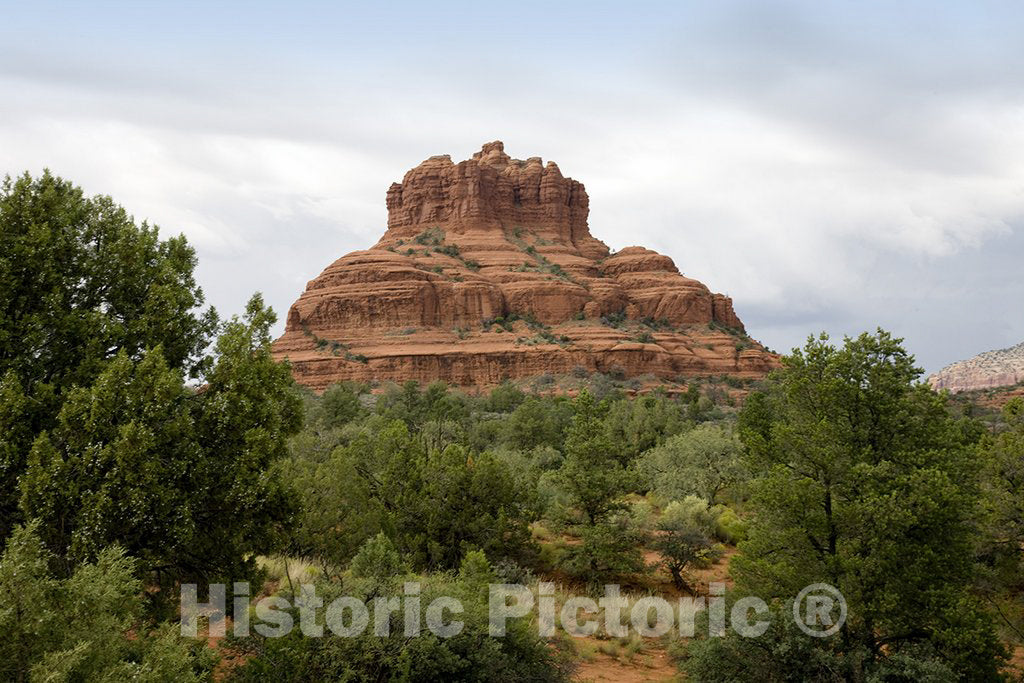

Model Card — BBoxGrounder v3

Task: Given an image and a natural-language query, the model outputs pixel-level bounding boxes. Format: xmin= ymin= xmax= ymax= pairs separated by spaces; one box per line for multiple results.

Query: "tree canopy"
xmin=687 ymin=331 xmax=1008 ymax=680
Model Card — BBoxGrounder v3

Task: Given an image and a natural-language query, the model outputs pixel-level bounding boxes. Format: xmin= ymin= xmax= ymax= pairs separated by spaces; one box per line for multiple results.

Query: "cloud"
xmin=1 ymin=1 xmax=1023 ymax=374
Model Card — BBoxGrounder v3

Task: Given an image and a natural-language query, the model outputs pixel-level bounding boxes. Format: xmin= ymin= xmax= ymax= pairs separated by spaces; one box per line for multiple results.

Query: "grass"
xmin=257 ymin=555 xmax=322 ymax=592
xmin=575 ymin=640 xmax=599 ymax=662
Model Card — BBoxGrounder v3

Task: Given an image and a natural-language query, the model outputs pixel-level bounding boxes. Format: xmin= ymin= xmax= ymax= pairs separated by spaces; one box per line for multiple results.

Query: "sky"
xmin=2 ymin=0 xmax=1022 ymax=374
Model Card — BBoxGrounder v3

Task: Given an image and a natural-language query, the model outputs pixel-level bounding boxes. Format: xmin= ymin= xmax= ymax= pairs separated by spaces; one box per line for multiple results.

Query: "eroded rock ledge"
xmin=272 ymin=141 xmax=779 ymax=391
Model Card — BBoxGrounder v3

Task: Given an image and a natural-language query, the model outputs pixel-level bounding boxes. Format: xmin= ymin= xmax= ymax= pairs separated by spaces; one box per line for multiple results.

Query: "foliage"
xmin=711 ymin=506 xmax=749 ymax=544
xmin=554 ymin=392 xmax=647 ymax=585
xmin=653 ymin=497 xmax=717 ymax=591
xmin=0 ymin=522 xmax=216 ymax=682
xmin=500 ymin=394 xmax=574 ymax=452
xmin=349 ymin=532 xmax=408 ymax=592
xmin=0 ymin=171 xmax=217 ymax=540
xmin=682 ymin=599 xmax=959 ymax=682
xmin=19 ymin=295 xmax=302 ymax=589
xmin=555 ymin=514 xmax=648 ymax=589
xmin=398 ymin=443 xmax=536 ymax=570
xmin=316 ymin=382 xmax=367 ymax=426
xmin=975 ymin=397 xmax=1024 ymax=653
xmin=227 ymin=565 xmax=574 ymax=682
xmin=602 ymin=392 xmax=690 ymax=462
xmin=286 ymin=420 xmax=535 ymax=572
xmin=978 ymin=397 xmax=1024 ymax=583
xmin=634 ymin=423 xmax=745 ymax=504
xmin=559 ymin=392 xmax=629 ymax=525
xmin=731 ymin=330 xmax=1007 ymax=679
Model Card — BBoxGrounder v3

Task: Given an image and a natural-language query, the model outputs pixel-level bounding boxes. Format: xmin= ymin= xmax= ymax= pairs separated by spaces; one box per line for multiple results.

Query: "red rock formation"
xmin=272 ymin=142 xmax=779 ymax=391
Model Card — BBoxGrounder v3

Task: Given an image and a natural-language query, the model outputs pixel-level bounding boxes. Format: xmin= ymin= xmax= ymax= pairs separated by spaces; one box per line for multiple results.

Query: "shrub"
xmin=0 ymin=523 xmax=216 ymax=681
xmin=634 ymin=424 xmax=745 ymax=505
xmin=654 ymin=497 xmax=717 ymax=590
xmin=413 ymin=227 xmax=444 ymax=246
xmin=712 ymin=506 xmax=748 ymax=544
xmin=228 ymin=570 xmax=574 ymax=682
xmin=558 ymin=516 xmax=647 ymax=588
xmin=600 ymin=310 xmax=627 ymax=328
xmin=349 ymin=532 xmax=407 ymax=582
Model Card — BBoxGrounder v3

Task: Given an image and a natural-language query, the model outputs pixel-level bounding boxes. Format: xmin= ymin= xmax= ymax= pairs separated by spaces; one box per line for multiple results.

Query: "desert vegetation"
xmin=2 ymin=173 xmax=1022 ymax=681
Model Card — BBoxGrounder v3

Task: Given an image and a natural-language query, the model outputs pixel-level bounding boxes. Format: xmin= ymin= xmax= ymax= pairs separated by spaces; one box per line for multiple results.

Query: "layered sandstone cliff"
xmin=272 ymin=142 xmax=778 ymax=391
xmin=928 ymin=341 xmax=1024 ymax=393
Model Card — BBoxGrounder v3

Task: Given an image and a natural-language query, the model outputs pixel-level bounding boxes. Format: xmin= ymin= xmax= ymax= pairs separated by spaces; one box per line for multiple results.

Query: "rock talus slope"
xmin=272 ymin=142 xmax=779 ymax=391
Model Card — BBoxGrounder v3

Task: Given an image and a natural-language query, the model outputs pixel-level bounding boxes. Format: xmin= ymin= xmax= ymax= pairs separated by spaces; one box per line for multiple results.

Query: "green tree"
xmin=188 ymin=294 xmax=303 ymax=583
xmin=484 ymin=380 xmax=526 ymax=412
xmin=602 ymin=391 xmax=689 ymax=463
xmin=634 ymin=424 xmax=745 ymax=506
xmin=980 ymin=398 xmax=1024 ymax=576
xmin=286 ymin=419 xmax=534 ymax=573
xmin=0 ymin=171 xmax=217 ymax=540
xmin=18 ymin=348 xmax=200 ymax=576
xmin=559 ymin=515 xmax=647 ymax=588
xmin=653 ymin=497 xmax=717 ymax=591
xmin=315 ymin=381 xmax=367 ymax=427
xmin=976 ymin=397 xmax=1024 ymax=652
xmin=393 ymin=443 xmax=536 ymax=571
xmin=19 ymin=295 xmax=301 ymax=588
xmin=349 ymin=532 xmax=407 ymax=585
xmin=559 ymin=391 xmax=628 ymax=525
xmin=0 ymin=522 xmax=216 ymax=683
xmin=684 ymin=599 xmax=961 ymax=682
xmin=502 ymin=395 xmax=574 ymax=452
xmin=728 ymin=330 xmax=1006 ymax=679
xmin=557 ymin=391 xmax=645 ymax=585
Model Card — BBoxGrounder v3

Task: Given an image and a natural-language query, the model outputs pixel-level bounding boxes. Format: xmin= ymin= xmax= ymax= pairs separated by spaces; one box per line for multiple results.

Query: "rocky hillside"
xmin=272 ymin=142 xmax=779 ymax=391
xmin=928 ymin=341 xmax=1024 ymax=393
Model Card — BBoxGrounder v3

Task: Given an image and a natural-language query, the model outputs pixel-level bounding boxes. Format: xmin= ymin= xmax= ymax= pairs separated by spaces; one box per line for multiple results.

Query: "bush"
xmin=712 ymin=506 xmax=748 ymax=544
xmin=634 ymin=424 xmax=745 ymax=505
xmin=0 ymin=523 xmax=216 ymax=681
xmin=228 ymin=569 xmax=575 ymax=682
xmin=600 ymin=310 xmax=627 ymax=328
xmin=558 ymin=516 xmax=647 ymax=588
xmin=654 ymin=497 xmax=717 ymax=590
xmin=349 ymin=532 xmax=407 ymax=582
